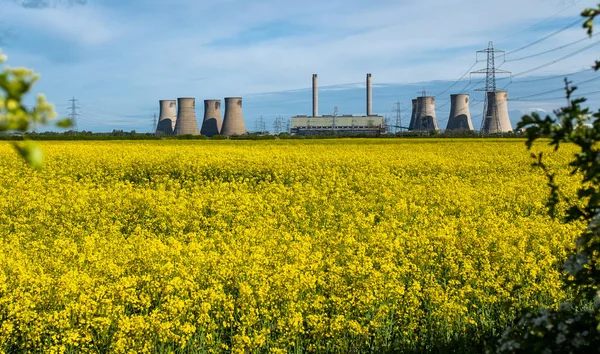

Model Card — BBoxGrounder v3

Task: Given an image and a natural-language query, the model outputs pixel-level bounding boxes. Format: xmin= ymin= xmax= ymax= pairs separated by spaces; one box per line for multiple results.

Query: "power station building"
xmin=290 ymin=73 xmax=386 ymax=136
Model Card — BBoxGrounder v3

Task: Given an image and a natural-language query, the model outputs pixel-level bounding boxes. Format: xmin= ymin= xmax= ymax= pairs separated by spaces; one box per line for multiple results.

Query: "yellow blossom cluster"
xmin=0 ymin=139 xmax=582 ymax=353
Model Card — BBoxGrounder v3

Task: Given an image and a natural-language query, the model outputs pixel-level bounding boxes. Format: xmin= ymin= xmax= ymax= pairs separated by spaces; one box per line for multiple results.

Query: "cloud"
xmin=1 ymin=0 xmax=120 ymax=46
xmin=12 ymin=0 xmax=86 ymax=8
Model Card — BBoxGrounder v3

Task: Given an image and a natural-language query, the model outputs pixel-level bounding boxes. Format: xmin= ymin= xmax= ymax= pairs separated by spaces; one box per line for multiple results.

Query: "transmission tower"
xmin=255 ymin=115 xmax=266 ymax=133
xmin=471 ymin=41 xmax=511 ymax=132
xmin=273 ymin=115 xmax=284 ymax=135
xmin=394 ymin=101 xmax=402 ymax=133
xmin=67 ymin=97 xmax=79 ymax=132
xmin=152 ymin=113 xmax=157 ymax=132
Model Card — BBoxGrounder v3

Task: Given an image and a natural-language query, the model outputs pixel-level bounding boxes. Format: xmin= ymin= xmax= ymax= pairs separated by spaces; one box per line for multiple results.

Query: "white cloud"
xmin=0 ymin=0 xmax=123 ymax=45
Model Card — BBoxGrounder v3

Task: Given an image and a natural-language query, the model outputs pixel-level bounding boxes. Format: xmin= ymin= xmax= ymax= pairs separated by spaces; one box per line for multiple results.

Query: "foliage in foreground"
xmin=0 ymin=49 xmax=69 ymax=168
xmin=495 ymin=4 xmax=600 ymax=353
xmin=0 ymin=140 xmax=583 ymax=353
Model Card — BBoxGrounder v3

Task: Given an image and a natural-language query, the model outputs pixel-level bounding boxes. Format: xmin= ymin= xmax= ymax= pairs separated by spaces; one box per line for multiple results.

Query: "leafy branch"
xmin=0 ymin=50 xmax=71 ymax=168
xmin=495 ymin=3 xmax=600 ymax=352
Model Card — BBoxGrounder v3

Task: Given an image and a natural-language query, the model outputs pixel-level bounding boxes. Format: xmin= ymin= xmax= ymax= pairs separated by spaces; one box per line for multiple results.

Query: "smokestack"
xmin=446 ymin=94 xmax=474 ymax=131
xmin=174 ymin=97 xmax=200 ymax=135
xmin=367 ymin=73 xmax=373 ymax=116
xmin=409 ymin=99 xmax=418 ymax=131
xmin=312 ymin=74 xmax=318 ymax=117
xmin=414 ymin=96 xmax=440 ymax=131
xmin=156 ymin=99 xmax=177 ymax=135
xmin=482 ymin=91 xmax=512 ymax=134
xmin=201 ymin=99 xmax=222 ymax=137
xmin=221 ymin=97 xmax=247 ymax=136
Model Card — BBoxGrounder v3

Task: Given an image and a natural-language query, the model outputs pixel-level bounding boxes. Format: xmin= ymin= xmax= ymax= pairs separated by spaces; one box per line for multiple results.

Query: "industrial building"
xmin=290 ymin=73 xmax=386 ymax=136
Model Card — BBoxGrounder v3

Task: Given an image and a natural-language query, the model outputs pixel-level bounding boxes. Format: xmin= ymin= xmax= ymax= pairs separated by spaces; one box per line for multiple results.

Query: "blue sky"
xmin=1 ymin=0 xmax=599 ymax=132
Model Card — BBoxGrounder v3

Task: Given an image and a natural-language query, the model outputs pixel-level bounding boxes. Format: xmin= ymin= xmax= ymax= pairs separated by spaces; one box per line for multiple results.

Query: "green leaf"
xmin=12 ymin=141 xmax=44 ymax=169
xmin=56 ymin=118 xmax=73 ymax=128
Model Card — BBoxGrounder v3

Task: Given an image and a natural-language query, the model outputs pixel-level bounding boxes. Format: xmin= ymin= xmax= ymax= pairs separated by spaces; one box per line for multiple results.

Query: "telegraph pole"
xmin=67 ymin=97 xmax=79 ymax=132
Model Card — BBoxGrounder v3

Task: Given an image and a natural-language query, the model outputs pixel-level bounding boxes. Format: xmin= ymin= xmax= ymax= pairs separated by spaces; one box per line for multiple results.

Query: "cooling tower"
xmin=414 ymin=96 xmax=440 ymax=131
xmin=446 ymin=94 xmax=474 ymax=131
xmin=221 ymin=97 xmax=247 ymax=136
xmin=312 ymin=74 xmax=318 ymax=117
xmin=481 ymin=91 xmax=512 ymax=134
xmin=367 ymin=73 xmax=373 ymax=116
xmin=156 ymin=100 xmax=177 ymax=135
xmin=408 ymin=99 xmax=418 ymax=131
xmin=174 ymin=97 xmax=200 ymax=135
xmin=201 ymin=99 xmax=222 ymax=137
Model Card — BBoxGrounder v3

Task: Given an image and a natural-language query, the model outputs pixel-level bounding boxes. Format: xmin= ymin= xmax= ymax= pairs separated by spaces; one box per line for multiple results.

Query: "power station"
xmin=290 ymin=73 xmax=386 ymax=136
xmin=151 ymin=41 xmax=516 ymax=137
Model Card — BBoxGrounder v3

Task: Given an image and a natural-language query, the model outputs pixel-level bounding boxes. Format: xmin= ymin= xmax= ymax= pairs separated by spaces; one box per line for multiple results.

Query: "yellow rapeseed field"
xmin=0 ymin=139 xmax=583 ymax=353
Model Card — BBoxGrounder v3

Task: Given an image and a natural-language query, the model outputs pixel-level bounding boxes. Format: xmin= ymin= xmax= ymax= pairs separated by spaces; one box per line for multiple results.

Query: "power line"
xmin=511 ymin=68 xmax=592 ymax=83
xmin=509 ymin=76 xmax=600 ymax=100
xmin=506 ymin=32 xmax=600 ymax=62
xmin=509 ymin=89 xmax=600 ymax=102
xmin=500 ymin=0 xmax=583 ymax=40
xmin=506 ymin=17 xmax=583 ymax=55
xmin=434 ymin=61 xmax=480 ymax=97
xmin=512 ymin=38 xmax=600 ymax=77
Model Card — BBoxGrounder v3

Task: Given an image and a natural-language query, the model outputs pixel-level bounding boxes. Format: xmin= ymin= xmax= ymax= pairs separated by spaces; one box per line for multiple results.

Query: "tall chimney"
xmin=367 ymin=73 xmax=373 ymax=116
xmin=174 ymin=97 xmax=200 ymax=135
xmin=312 ymin=74 xmax=318 ymax=117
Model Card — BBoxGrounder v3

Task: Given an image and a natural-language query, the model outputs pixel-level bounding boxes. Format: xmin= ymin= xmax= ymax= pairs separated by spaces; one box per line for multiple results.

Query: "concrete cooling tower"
xmin=174 ymin=97 xmax=200 ymax=135
xmin=409 ymin=99 xmax=418 ymax=130
xmin=312 ymin=74 xmax=318 ymax=117
xmin=221 ymin=97 xmax=246 ymax=136
xmin=446 ymin=94 xmax=474 ymax=131
xmin=413 ymin=96 xmax=440 ymax=131
xmin=156 ymin=100 xmax=177 ymax=135
xmin=201 ymin=99 xmax=222 ymax=137
xmin=481 ymin=91 xmax=512 ymax=134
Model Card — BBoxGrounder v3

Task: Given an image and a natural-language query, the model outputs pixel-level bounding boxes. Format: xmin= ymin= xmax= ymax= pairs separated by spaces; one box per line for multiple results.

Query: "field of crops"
xmin=0 ymin=139 xmax=583 ymax=353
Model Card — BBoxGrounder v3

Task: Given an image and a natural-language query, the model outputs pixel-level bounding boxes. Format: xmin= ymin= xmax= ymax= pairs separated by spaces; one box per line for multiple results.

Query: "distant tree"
xmin=495 ymin=4 xmax=600 ymax=353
